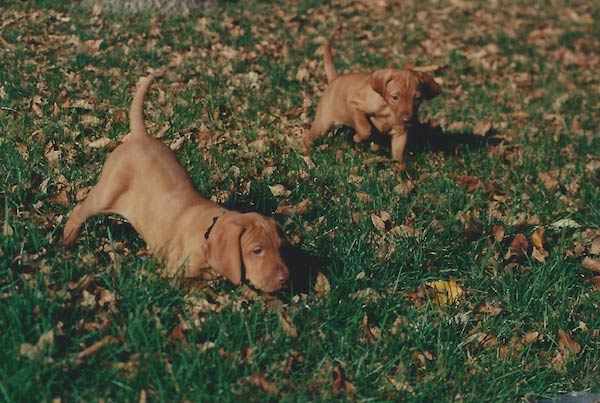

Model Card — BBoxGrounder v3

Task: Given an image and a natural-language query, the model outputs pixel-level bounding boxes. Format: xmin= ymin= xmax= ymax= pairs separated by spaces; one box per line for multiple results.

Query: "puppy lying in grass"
xmin=64 ymin=73 xmax=289 ymax=293
xmin=303 ymin=39 xmax=442 ymax=163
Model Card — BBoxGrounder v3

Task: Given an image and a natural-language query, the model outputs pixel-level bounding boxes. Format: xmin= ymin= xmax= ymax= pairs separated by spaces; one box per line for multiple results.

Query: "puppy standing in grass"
xmin=303 ymin=40 xmax=442 ymax=163
xmin=63 ymin=73 xmax=289 ymax=293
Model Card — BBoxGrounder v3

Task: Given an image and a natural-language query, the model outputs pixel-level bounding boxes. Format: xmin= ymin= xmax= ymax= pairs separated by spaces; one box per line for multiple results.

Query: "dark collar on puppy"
xmin=204 ymin=215 xmax=221 ymax=240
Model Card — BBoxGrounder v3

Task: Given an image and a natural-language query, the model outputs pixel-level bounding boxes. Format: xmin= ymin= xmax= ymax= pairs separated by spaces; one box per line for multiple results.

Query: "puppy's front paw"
xmin=353 ymin=134 xmax=367 ymax=143
xmin=393 ymin=161 xmax=406 ymax=173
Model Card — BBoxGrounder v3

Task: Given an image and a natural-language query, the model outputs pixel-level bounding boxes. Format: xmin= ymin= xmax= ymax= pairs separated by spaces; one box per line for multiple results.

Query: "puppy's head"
xmin=369 ymin=67 xmax=441 ymax=126
xmin=205 ymin=212 xmax=289 ymax=293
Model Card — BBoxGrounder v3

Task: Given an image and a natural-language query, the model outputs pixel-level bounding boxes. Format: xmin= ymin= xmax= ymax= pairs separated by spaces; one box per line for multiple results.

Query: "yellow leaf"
xmin=426 ymin=280 xmax=463 ymax=306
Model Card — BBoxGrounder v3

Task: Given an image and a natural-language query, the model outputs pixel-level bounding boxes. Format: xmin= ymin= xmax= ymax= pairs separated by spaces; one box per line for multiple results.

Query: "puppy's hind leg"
xmin=63 ymin=174 xmax=126 ymax=247
xmin=303 ymin=116 xmax=333 ymax=153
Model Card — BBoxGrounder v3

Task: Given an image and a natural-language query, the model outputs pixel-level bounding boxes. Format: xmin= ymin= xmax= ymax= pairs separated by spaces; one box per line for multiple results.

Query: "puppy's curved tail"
xmin=323 ymin=39 xmax=338 ymax=84
xmin=129 ymin=73 xmax=156 ymax=138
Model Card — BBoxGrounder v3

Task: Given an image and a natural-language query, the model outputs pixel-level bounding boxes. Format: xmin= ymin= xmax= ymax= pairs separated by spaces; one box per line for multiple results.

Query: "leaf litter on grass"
xmin=0 ymin=0 xmax=598 ymax=400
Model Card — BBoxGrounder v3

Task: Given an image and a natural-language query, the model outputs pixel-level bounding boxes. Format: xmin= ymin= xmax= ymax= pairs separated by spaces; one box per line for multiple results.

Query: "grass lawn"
xmin=0 ymin=0 xmax=598 ymax=400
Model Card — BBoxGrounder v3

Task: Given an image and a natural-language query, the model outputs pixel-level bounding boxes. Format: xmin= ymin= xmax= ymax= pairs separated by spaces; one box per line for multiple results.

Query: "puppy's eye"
xmin=391 ymin=95 xmax=400 ymax=101
xmin=252 ymin=248 xmax=263 ymax=255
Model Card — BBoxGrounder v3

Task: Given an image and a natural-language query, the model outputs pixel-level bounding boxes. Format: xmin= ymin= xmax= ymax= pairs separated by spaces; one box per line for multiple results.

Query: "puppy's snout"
xmin=271 ymin=265 xmax=289 ymax=291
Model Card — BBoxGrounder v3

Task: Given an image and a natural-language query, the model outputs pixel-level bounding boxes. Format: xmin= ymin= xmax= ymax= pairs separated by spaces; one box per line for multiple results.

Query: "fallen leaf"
xmin=274 ymin=198 xmax=311 ymax=216
xmin=473 ymin=119 xmax=492 ymax=136
xmin=538 ymin=172 xmax=558 ymax=191
xmin=492 ymin=225 xmax=505 ymax=242
xmin=2 ymin=222 xmax=14 ymax=236
xmin=248 ymin=372 xmax=278 ymax=395
xmin=531 ymin=247 xmax=548 ymax=263
xmin=278 ymin=311 xmax=297 ymax=338
xmin=475 ymin=301 xmax=504 ymax=316
xmin=521 ymin=331 xmax=540 ymax=346
xmin=332 ymin=364 xmax=357 ymax=395
xmin=45 ymin=149 xmax=61 ymax=163
xmin=167 ymin=322 xmax=188 ymax=346
xmin=20 ymin=330 xmax=54 ymax=360
xmin=371 ymin=214 xmax=386 ymax=231
xmin=505 ymin=233 xmax=529 ymax=261
xmin=87 ymin=137 xmax=116 ymax=149
xmin=531 ymin=227 xmax=545 ymax=249
xmin=268 ymin=184 xmax=291 ymax=197
xmin=550 ymin=218 xmax=581 ymax=229
xmin=590 ymin=237 xmax=600 ymax=255
xmin=314 ymin=272 xmax=330 ymax=298
xmin=582 ymin=257 xmax=600 ymax=273
xmin=557 ymin=329 xmax=581 ymax=356
xmin=76 ymin=335 xmax=118 ymax=364
xmin=426 ymin=280 xmax=463 ymax=306
xmin=84 ymin=38 xmax=103 ymax=54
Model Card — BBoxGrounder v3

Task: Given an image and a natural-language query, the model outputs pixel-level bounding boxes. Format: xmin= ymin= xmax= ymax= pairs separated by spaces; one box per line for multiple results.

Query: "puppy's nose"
xmin=402 ymin=116 xmax=413 ymax=123
xmin=275 ymin=267 xmax=289 ymax=288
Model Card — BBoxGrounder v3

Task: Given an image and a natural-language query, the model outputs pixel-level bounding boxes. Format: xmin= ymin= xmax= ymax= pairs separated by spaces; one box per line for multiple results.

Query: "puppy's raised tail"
xmin=129 ymin=73 xmax=156 ymax=138
xmin=323 ymin=39 xmax=338 ymax=84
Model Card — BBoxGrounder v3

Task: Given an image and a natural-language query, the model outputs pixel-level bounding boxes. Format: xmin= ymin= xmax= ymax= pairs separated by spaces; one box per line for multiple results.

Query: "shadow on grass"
xmin=327 ymin=122 xmax=500 ymax=160
xmin=406 ymin=122 xmax=500 ymax=155
xmin=281 ymin=244 xmax=330 ymax=294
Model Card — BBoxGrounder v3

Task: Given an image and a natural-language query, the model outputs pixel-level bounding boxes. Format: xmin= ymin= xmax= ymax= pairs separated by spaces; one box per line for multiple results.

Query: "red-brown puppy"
xmin=304 ymin=39 xmax=442 ymax=162
xmin=64 ymin=73 xmax=289 ymax=292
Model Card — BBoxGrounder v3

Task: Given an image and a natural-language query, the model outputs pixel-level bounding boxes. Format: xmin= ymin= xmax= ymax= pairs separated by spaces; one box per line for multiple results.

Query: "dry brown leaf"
xmin=538 ymin=172 xmax=558 ymax=191
xmin=268 ymin=184 xmax=291 ymax=197
xmin=590 ymin=237 xmax=600 ymax=255
xmin=550 ymin=218 xmax=581 ymax=229
xmin=2 ymin=222 xmax=14 ymax=236
xmin=32 ymin=101 xmax=43 ymax=117
xmin=76 ymin=335 xmax=118 ymax=363
xmin=475 ymin=301 xmax=504 ymax=316
xmin=167 ymin=322 xmax=188 ymax=345
xmin=45 ymin=149 xmax=61 ymax=163
xmin=68 ymin=274 xmax=93 ymax=291
xmin=19 ymin=329 xmax=54 ymax=360
xmin=278 ymin=311 xmax=297 ymax=338
xmin=98 ymin=287 xmax=116 ymax=308
xmin=521 ymin=331 xmax=540 ymax=346
xmin=332 ymin=364 xmax=356 ymax=395
xmin=557 ymin=329 xmax=581 ymax=356
xmin=84 ymin=39 xmax=103 ymax=54
xmin=87 ymin=137 xmax=116 ymax=149
xmin=248 ymin=372 xmax=278 ymax=395
xmin=473 ymin=119 xmax=492 ymax=136
xmin=314 ymin=272 xmax=330 ymax=298
xmin=582 ymin=257 xmax=600 ymax=273
xmin=492 ymin=225 xmax=505 ymax=242
xmin=531 ymin=247 xmax=548 ymax=263
xmin=274 ymin=198 xmax=311 ymax=216
xmin=360 ymin=315 xmax=380 ymax=344
xmin=531 ymin=227 xmax=545 ymax=250
xmin=505 ymin=233 xmax=529 ymax=261
xmin=371 ymin=214 xmax=386 ymax=231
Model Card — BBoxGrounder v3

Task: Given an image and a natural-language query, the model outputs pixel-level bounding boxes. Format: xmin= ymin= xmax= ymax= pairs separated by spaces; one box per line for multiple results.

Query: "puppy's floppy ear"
xmin=369 ymin=68 xmax=394 ymax=98
xmin=417 ymin=72 xmax=442 ymax=100
xmin=205 ymin=222 xmax=244 ymax=285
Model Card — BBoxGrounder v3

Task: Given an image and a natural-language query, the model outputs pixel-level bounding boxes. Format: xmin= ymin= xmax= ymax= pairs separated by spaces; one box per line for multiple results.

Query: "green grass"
xmin=1 ymin=0 xmax=599 ymax=401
